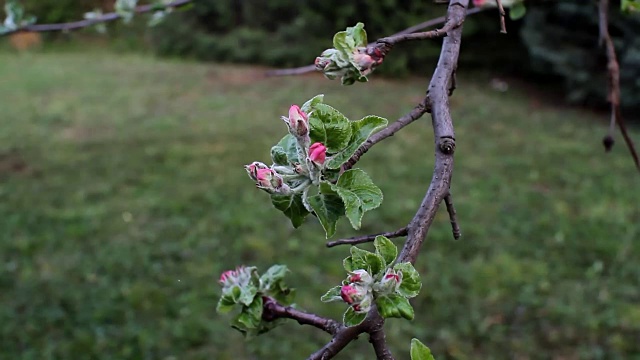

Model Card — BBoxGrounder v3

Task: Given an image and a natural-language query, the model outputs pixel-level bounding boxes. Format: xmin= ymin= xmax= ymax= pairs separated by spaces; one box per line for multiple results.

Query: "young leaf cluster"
xmin=216 ymin=265 xmax=294 ymax=337
xmin=246 ymin=95 xmax=388 ymax=238
xmin=314 ymin=23 xmax=383 ymax=85
xmin=321 ymin=236 xmax=422 ymax=326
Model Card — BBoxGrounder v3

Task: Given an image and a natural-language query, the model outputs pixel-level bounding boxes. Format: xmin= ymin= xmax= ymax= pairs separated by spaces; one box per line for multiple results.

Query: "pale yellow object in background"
xmin=9 ymin=31 xmax=42 ymax=51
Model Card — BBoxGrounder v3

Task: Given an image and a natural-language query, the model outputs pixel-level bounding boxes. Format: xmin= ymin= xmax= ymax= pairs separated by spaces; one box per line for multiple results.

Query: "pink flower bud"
xmin=375 ymin=269 xmax=403 ymax=294
xmin=340 ymin=283 xmax=369 ymax=305
xmin=340 ymin=284 xmax=359 ymax=304
xmin=315 ymin=56 xmax=331 ymax=70
xmin=384 ymin=271 xmax=401 ymax=283
xmin=285 ymin=105 xmax=309 ymax=138
xmin=245 ymin=161 xmax=269 ymax=181
xmin=219 ymin=270 xmax=235 ymax=285
xmin=352 ymin=294 xmax=373 ymax=313
xmin=256 ymin=168 xmax=283 ymax=190
xmin=353 ymin=53 xmax=375 ymax=71
xmin=309 ymin=142 xmax=327 ymax=166
xmin=473 ymin=0 xmax=486 ymax=6
xmin=348 ymin=269 xmax=373 ymax=285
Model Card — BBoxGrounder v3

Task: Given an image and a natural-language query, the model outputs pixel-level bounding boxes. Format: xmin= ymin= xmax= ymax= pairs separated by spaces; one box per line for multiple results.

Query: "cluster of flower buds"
xmin=245 ymin=104 xmax=329 ymax=196
xmin=245 ymin=161 xmax=291 ymax=195
xmin=315 ymin=46 xmax=385 ymax=80
xmin=219 ymin=266 xmax=252 ymax=290
xmin=340 ymin=269 xmax=374 ymax=313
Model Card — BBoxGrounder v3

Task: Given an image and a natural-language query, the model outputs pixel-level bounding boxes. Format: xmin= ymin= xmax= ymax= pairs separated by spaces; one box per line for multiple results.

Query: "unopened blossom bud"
xmin=244 ymin=161 xmax=269 ymax=181
xmin=219 ymin=269 xmax=236 ymax=286
xmin=353 ymin=52 xmax=375 ymax=75
xmin=347 ymin=269 xmax=373 ymax=285
xmin=340 ymin=283 xmax=368 ymax=304
xmin=256 ymin=168 xmax=283 ymax=190
xmin=309 ymin=142 xmax=327 ymax=166
xmin=375 ymin=268 xmax=403 ymax=294
xmin=283 ymin=105 xmax=309 ymax=138
xmin=315 ymin=56 xmax=332 ymax=71
xmin=352 ymin=293 xmax=373 ymax=313
xmin=219 ymin=266 xmax=255 ymax=291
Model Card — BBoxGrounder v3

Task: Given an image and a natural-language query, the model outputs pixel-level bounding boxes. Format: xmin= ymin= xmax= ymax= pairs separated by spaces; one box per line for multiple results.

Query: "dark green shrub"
xmin=521 ymin=1 xmax=640 ymax=112
xmin=23 ymin=0 xmax=102 ymax=24
xmin=148 ymin=1 xmax=520 ymax=76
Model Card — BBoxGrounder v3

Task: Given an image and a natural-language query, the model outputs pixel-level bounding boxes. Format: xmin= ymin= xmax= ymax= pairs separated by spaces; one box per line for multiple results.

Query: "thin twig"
xmin=496 ymin=0 xmax=507 ymax=34
xmin=262 ymin=297 xmax=344 ymax=336
xmin=398 ymin=0 xmax=468 ymax=264
xmin=326 ymin=227 xmax=408 ymax=248
xmin=341 ymin=98 xmax=430 ymax=172
xmin=598 ymin=0 xmax=640 ymax=171
xmin=444 ymin=193 xmax=461 ymax=240
xmin=377 ymin=12 xmax=465 ymax=46
xmin=266 ymin=7 xmax=484 ymax=77
xmin=0 ymin=0 xmax=193 ymax=36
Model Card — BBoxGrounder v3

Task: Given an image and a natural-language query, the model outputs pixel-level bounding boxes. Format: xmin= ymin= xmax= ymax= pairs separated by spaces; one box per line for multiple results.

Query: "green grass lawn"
xmin=0 ymin=51 xmax=638 ymax=360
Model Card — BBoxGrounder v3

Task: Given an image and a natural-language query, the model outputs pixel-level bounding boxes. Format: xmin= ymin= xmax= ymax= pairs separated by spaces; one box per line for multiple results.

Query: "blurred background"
xmin=0 ymin=1 xmax=639 ymax=359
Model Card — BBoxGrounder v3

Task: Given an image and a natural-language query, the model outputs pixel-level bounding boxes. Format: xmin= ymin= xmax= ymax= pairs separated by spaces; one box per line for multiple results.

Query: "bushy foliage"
xmin=147 ymin=0 xmax=640 ymax=112
xmin=148 ymin=1 xmax=524 ymax=76
xmin=21 ymin=0 xmax=103 ymax=24
xmin=522 ymin=1 xmax=640 ymax=112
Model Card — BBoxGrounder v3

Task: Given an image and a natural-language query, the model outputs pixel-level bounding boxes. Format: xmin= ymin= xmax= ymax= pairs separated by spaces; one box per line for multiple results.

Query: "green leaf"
xmin=331 ymin=169 xmax=383 ymax=230
xmin=274 ymin=134 xmax=300 ymax=164
xmin=333 ymin=31 xmax=356 ymax=59
xmin=374 ymin=236 xmax=397 ymax=267
xmin=308 ymin=182 xmax=345 ymax=238
xmin=238 ymin=268 xmax=260 ymax=306
xmin=375 ymin=294 xmax=414 ymax=320
xmin=321 ymin=286 xmax=342 ymax=302
xmin=216 ymin=293 xmax=236 ymax=314
xmin=343 ymin=256 xmax=355 ymax=272
xmin=346 ymin=22 xmax=367 ymax=47
xmin=231 ymin=296 xmax=263 ymax=334
xmin=301 ymin=94 xmax=324 ymax=114
xmin=393 ymin=262 xmax=422 ymax=298
xmin=410 ymin=338 xmax=436 ymax=360
xmin=270 ymin=145 xmax=289 ymax=166
xmin=260 ymin=265 xmax=288 ymax=291
xmin=326 ymin=115 xmax=387 ymax=169
xmin=343 ymin=307 xmax=367 ymax=327
xmin=309 ymin=104 xmax=352 ymax=153
xmin=350 ymin=246 xmax=384 ymax=276
xmin=509 ymin=2 xmax=526 ymax=20
xmin=341 ymin=75 xmax=358 ymax=86
xmin=260 ymin=265 xmax=295 ymax=305
xmin=271 ymin=193 xmax=310 ymax=228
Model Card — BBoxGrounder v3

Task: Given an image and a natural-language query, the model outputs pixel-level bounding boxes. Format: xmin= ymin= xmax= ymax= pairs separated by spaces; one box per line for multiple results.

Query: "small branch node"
xmin=439 ymin=137 xmax=456 ymax=155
